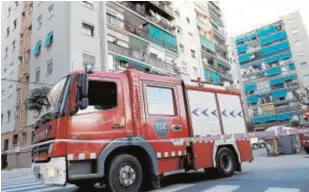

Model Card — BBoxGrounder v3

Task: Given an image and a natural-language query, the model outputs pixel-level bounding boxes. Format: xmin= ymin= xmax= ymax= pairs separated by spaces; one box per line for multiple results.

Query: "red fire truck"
xmin=31 ymin=68 xmax=253 ymax=192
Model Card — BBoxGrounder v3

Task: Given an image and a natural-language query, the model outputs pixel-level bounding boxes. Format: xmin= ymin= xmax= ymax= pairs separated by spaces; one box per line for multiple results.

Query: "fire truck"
xmin=31 ymin=67 xmax=253 ymax=192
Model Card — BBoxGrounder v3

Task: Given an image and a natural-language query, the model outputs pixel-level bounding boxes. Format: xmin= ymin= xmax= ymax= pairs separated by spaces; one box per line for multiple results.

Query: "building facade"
xmin=1 ymin=1 xmax=232 ymax=169
xmin=234 ymin=11 xmax=309 ymax=130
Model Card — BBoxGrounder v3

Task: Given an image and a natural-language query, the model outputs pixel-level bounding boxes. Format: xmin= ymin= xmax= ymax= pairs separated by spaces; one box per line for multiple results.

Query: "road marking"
xmin=264 ymin=187 xmax=300 ymax=192
xmin=201 ymin=185 xmax=240 ymax=192
xmin=3 ymin=184 xmax=47 ymax=192
xmin=151 ymin=184 xmax=195 ymax=192
xmin=2 ymin=181 xmax=42 ymax=190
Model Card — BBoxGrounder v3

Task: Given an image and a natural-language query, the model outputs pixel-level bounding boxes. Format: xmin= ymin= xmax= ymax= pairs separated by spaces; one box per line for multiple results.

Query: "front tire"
xmin=106 ymin=154 xmax=142 ymax=192
xmin=259 ymin=142 xmax=266 ymax=148
xmin=205 ymin=147 xmax=236 ymax=179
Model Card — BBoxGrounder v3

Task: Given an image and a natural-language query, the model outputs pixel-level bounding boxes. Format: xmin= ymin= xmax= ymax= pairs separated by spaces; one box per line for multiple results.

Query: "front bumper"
xmin=32 ymin=157 xmax=66 ymax=185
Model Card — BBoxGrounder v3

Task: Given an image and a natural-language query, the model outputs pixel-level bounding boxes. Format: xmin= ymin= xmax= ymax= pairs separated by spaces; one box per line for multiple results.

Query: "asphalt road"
xmin=2 ymin=149 xmax=309 ymax=192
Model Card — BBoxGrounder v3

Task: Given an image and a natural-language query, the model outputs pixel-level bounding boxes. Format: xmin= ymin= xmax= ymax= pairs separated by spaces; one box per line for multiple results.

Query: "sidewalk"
xmin=1 ymin=167 xmax=32 ymax=180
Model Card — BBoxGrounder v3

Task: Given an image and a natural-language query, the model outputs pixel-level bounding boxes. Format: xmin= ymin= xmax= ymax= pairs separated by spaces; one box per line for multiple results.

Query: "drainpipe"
xmin=98 ymin=1 xmax=108 ymax=71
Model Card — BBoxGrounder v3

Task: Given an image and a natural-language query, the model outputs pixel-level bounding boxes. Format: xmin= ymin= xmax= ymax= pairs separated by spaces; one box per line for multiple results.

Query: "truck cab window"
xmin=146 ymin=86 xmax=175 ymax=115
xmin=78 ymin=80 xmax=117 ymax=114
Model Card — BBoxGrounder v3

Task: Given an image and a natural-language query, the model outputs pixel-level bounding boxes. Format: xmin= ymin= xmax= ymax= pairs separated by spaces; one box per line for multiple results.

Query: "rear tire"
xmin=105 ymin=154 xmax=142 ymax=192
xmin=305 ymin=147 xmax=309 ymax=154
xmin=259 ymin=143 xmax=265 ymax=148
xmin=252 ymin=143 xmax=258 ymax=149
xmin=205 ymin=147 xmax=236 ymax=179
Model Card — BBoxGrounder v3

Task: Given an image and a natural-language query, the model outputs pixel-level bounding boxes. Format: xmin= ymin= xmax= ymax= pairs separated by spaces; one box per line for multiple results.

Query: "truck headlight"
xmin=44 ymin=168 xmax=59 ymax=177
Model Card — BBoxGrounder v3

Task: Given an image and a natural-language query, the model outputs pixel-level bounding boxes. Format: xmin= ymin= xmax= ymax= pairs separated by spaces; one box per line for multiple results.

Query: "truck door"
xmin=142 ymin=82 xmax=189 ymax=171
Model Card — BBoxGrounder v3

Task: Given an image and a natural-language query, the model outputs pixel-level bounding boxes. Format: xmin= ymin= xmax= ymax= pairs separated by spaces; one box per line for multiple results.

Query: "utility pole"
xmin=98 ymin=1 xmax=109 ymax=71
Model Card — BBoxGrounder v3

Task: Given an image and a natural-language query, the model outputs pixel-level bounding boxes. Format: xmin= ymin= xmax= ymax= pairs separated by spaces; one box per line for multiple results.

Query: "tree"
xmin=293 ymin=85 xmax=309 ymax=106
xmin=25 ymin=86 xmax=50 ymax=117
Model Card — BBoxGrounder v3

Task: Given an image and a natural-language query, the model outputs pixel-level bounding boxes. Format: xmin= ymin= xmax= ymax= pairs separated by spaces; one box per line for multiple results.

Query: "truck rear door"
xmin=142 ymin=82 xmax=189 ymax=172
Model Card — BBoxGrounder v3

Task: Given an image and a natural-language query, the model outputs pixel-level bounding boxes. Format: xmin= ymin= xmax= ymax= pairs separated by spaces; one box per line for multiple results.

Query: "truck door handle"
xmin=112 ymin=124 xmax=124 ymax=129
xmin=172 ymin=125 xmax=182 ymax=131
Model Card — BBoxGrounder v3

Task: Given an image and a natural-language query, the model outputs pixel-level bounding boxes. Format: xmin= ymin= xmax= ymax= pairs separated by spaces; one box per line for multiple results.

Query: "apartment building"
xmin=1 ymin=1 xmax=232 ymax=169
xmin=234 ymin=11 xmax=309 ymax=130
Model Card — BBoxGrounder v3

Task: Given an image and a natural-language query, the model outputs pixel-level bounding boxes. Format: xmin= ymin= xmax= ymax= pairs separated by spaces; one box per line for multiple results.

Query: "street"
xmin=2 ymin=149 xmax=309 ymax=192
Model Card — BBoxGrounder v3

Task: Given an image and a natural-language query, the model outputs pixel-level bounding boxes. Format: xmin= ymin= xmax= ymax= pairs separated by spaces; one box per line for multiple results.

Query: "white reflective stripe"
xmin=178 ymin=151 xmax=182 ymax=156
xmin=67 ymin=154 xmax=73 ymax=161
xmin=157 ymin=152 xmax=162 ymax=158
xmin=171 ymin=151 xmax=176 ymax=157
xmin=164 ymin=152 xmax=169 ymax=158
xmin=90 ymin=153 xmax=96 ymax=159
xmin=78 ymin=153 xmax=85 ymax=160
xmin=201 ymin=185 xmax=240 ymax=192
xmin=151 ymin=184 xmax=195 ymax=192
xmin=264 ymin=187 xmax=300 ymax=192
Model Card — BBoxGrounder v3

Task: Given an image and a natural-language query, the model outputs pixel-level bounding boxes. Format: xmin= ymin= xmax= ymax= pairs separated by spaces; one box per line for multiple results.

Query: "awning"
xmin=237 ymin=44 xmax=248 ymax=54
xmin=200 ymin=36 xmax=215 ymax=52
xmin=269 ymin=77 xmax=285 ymax=85
xmin=288 ymin=63 xmax=295 ymax=70
xmin=247 ymin=95 xmax=259 ymax=104
xmin=115 ymin=55 xmax=150 ymax=71
xmin=272 ymin=89 xmax=287 ymax=99
xmin=45 ymin=32 xmax=53 ymax=47
xmin=265 ymin=67 xmax=281 ymax=76
xmin=277 ymin=113 xmax=293 ymax=121
xmin=244 ymin=84 xmax=256 ymax=93
xmin=285 ymin=74 xmax=297 ymax=81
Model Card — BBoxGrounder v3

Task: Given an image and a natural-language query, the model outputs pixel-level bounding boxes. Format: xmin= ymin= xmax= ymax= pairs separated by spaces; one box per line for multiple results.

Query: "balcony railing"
xmin=216 ymin=54 xmax=230 ymax=68
xmin=148 ymin=1 xmax=174 ymax=17
xmin=208 ymin=1 xmax=221 ymax=14
xmin=118 ymin=1 xmax=175 ymax=34
xmin=107 ymin=14 xmax=178 ymax=53
xmin=203 ymin=62 xmax=233 ymax=81
xmin=108 ymin=42 xmax=176 ymax=73
xmin=214 ymin=40 xmax=227 ymax=51
xmin=275 ymin=105 xmax=301 ymax=114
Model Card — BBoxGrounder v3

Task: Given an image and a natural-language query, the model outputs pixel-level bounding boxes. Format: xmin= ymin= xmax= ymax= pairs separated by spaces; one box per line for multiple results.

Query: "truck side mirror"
xmin=78 ymin=98 xmax=89 ymax=110
xmin=78 ymin=73 xmax=88 ymax=98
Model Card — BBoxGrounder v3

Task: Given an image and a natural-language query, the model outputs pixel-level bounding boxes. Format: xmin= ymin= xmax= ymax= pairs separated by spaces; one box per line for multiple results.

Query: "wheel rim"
xmin=118 ymin=164 xmax=136 ymax=187
xmin=219 ymin=153 xmax=233 ymax=173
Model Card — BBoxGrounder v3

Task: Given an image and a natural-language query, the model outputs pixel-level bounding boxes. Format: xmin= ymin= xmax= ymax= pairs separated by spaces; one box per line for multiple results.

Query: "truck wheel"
xmin=259 ymin=143 xmax=265 ymax=148
xmin=305 ymin=147 xmax=309 ymax=154
xmin=252 ymin=143 xmax=258 ymax=149
xmin=106 ymin=154 xmax=142 ymax=192
xmin=215 ymin=147 xmax=236 ymax=178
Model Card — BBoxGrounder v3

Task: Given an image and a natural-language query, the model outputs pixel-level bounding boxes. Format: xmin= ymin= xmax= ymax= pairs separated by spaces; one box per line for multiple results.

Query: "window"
xmin=48 ymin=4 xmax=54 ymax=18
xmin=191 ymin=49 xmax=196 ymax=58
xmin=5 ymin=47 xmax=8 ymax=58
xmin=82 ymin=22 xmax=94 ymax=37
xmin=21 ymin=132 xmax=27 ymax=144
xmin=45 ymin=31 xmax=54 ymax=47
xmin=179 ymin=44 xmax=184 ymax=53
xmin=37 ymin=15 xmax=42 ymax=28
xmin=83 ymin=52 xmax=95 ymax=67
xmin=297 ymin=52 xmax=304 ymax=57
xmin=79 ymin=80 xmax=118 ymax=114
xmin=12 ymin=40 xmax=16 ymax=51
xmin=188 ymin=32 xmax=193 ymax=36
xmin=177 ymin=26 xmax=182 ymax=34
xmin=8 ymin=7 xmax=11 ymax=17
xmin=13 ymin=134 xmax=18 ymax=145
xmin=35 ymin=68 xmax=40 ymax=82
xmin=4 ymin=139 xmax=9 ymax=151
xmin=22 ymin=11 xmax=25 ymax=20
xmin=82 ymin=1 xmax=93 ymax=9
xmin=291 ymin=28 xmax=298 ymax=35
xmin=15 ymin=105 xmax=20 ymax=118
xmin=13 ymin=19 xmax=17 ymax=30
xmin=7 ymin=110 xmax=11 ymax=122
xmin=6 ymin=27 xmax=10 ymax=37
xmin=47 ymin=60 xmax=53 ymax=75
xmin=295 ymin=40 xmax=302 ymax=45
xmin=300 ymin=61 xmax=308 ymax=68
xmin=146 ymin=86 xmax=175 ymax=115
xmin=33 ymin=41 xmax=42 ymax=56
xmin=29 ymin=2 xmax=33 ymax=12
xmin=186 ymin=17 xmax=190 ymax=24
xmin=303 ymin=74 xmax=309 ymax=81
xmin=288 ymin=19 xmax=296 ymax=25
xmin=1 ymin=113 xmax=3 ymax=126
xmin=15 ymin=1 xmax=18 ymax=8
xmin=175 ymin=10 xmax=180 ymax=17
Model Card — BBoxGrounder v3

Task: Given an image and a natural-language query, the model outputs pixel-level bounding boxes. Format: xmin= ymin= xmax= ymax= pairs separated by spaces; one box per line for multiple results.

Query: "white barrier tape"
xmin=2 ymin=128 xmax=309 ymax=155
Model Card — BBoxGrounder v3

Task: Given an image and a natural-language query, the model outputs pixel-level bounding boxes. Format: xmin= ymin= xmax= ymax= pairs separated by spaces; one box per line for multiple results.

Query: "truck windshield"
xmin=40 ymin=76 xmax=71 ymax=118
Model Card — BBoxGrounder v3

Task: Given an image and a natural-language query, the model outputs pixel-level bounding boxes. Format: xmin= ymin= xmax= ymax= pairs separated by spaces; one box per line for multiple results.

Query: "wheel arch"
xmin=212 ymin=141 xmax=241 ymax=171
xmin=97 ymin=137 xmax=160 ymax=178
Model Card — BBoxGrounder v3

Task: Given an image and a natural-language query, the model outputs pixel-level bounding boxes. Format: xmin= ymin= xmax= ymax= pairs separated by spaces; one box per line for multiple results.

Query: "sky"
xmin=220 ymin=0 xmax=309 ymax=38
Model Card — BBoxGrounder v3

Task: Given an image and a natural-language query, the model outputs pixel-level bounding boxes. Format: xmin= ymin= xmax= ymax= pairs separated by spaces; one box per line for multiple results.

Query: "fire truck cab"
xmin=31 ymin=68 xmax=253 ymax=192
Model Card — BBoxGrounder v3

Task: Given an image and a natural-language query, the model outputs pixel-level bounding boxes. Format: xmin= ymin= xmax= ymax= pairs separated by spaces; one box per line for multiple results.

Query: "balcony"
xmin=275 ymin=104 xmax=302 ymax=114
xmin=214 ymin=39 xmax=227 ymax=52
xmin=106 ymin=14 xmax=178 ymax=53
xmin=286 ymin=82 xmax=300 ymax=91
xmin=203 ymin=62 xmax=233 ymax=81
xmin=116 ymin=1 xmax=175 ymax=34
xmin=108 ymin=42 xmax=176 ymax=73
xmin=148 ymin=1 xmax=174 ymax=20
xmin=208 ymin=1 xmax=221 ymax=14
xmin=216 ymin=53 xmax=230 ymax=68
xmin=212 ymin=26 xmax=225 ymax=40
